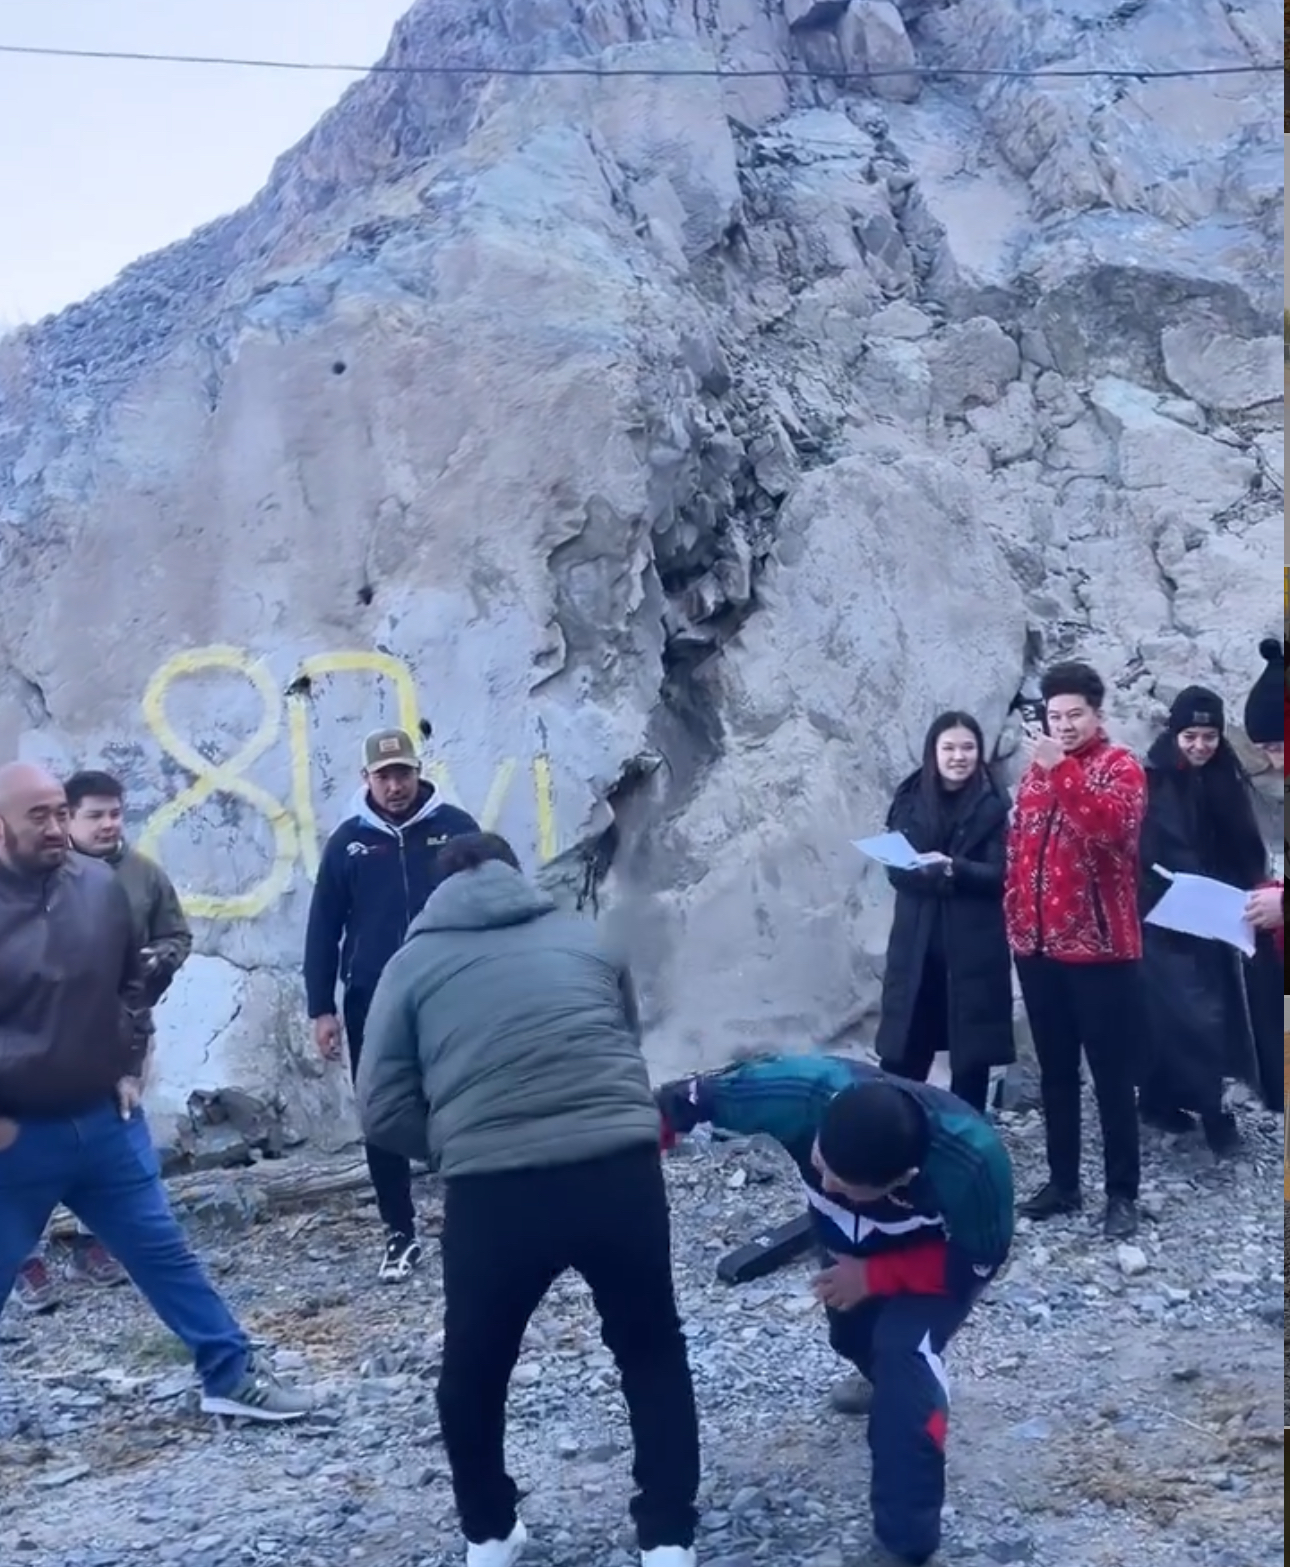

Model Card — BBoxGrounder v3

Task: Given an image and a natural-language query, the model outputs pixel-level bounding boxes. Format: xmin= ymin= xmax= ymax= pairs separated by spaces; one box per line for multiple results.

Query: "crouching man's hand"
xmin=0 ymin=1118 xmax=17 ymax=1152
xmin=116 ymin=1077 xmax=144 ymax=1120
xmin=655 ymin=1077 xmax=706 ymax=1149
xmin=813 ymin=1254 xmax=870 ymax=1311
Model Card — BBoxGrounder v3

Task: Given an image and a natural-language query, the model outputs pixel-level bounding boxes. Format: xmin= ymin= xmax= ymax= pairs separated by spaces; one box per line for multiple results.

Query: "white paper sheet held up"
xmin=851 ymin=832 xmax=937 ymax=871
xmin=1144 ymin=871 xmax=1255 ymax=956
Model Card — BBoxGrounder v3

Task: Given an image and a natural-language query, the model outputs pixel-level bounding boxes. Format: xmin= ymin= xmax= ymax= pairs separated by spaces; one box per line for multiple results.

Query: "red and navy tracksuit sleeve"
xmin=657 ymin=1058 xmax=1015 ymax=1304
xmin=864 ymin=1107 xmax=1015 ymax=1302
xmin=655 ymin=1054 xmax=857 ymax=1169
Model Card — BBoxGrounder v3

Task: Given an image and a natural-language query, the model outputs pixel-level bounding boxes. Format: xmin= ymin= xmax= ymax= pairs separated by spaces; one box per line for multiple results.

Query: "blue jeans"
xmin=0 ymin=1101 xmax=250 ymax=1396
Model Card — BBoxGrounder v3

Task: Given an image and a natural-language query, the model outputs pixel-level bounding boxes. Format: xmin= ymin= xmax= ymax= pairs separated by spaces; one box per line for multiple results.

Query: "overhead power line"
xmin=0 ymin=40 xmax=1280 ymax=82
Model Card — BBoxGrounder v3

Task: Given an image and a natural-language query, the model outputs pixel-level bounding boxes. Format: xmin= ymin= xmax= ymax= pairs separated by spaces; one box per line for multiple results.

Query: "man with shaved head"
xmin=0 ymin=763 xmax=313 ymax=1422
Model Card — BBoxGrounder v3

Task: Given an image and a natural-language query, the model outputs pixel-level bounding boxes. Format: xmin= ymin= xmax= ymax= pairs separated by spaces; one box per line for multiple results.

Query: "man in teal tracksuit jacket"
xmin=656 ymin=1053 xmax=1014 ymax=1567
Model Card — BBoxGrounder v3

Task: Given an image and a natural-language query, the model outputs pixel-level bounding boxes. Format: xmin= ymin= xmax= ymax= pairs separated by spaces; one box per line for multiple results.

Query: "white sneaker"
xmin=378 ymin=1231 xmax=423 ymax=1282
xmin=465 ymin=1520 xmax=527 ymax=1566
xmin=641 ymin=1549 xmax=697 ymax=1567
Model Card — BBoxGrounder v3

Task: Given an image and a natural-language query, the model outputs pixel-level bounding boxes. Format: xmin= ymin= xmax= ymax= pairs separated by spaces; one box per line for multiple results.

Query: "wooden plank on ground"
xmin=46 ymin=1156 xmax=435 ymax=1238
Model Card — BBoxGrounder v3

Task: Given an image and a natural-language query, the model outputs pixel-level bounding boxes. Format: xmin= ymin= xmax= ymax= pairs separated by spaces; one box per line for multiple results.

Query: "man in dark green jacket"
xmin=13 ymin=768 xmax=193 ymax=1309
xmin=358 ymin=832 xmax=699 ymax=1567
xmin=65 ymin=769 xmax=193 ymax=1011
xmin=656 ymin=1054 xmax=1015 ymax=1567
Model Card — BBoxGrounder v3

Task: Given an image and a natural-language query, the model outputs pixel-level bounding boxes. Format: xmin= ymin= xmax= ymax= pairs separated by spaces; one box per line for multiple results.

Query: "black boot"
xmin=1017 ymin=1182 xmax=1082 ymax=1220
xmin=1139 ymin=1104 xmax=1195 ymax=1135
xmin=829 ymin=1374 xmax=874 ymax=1416
xmin=1201 ymin=1111 xmax=1241 ymax=1159
xmin=1102 ymin=1196 xmax=1138 ymax=1240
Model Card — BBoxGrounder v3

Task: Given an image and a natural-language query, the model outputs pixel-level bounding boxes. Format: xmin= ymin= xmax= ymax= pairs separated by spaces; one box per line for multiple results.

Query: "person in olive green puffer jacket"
xmin=359 ymin=836 xmax=660 ymax=1175
xmin=357 ymin=832 xmax=699 ymax=1567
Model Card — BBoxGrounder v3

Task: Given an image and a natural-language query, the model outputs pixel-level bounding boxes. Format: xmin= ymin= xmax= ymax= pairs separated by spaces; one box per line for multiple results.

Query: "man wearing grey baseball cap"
xmin=304 ymin=726 xmax=479 ymax=1281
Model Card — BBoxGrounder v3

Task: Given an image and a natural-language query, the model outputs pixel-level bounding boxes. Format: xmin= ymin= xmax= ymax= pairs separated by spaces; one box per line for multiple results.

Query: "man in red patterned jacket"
xmin=1004 ymin=661 xmax=1147 ymax=1240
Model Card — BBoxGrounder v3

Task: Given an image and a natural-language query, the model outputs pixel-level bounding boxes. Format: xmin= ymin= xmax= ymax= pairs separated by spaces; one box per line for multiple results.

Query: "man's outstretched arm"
xmin=657 ymin=1054 xmax=856 ymax=1170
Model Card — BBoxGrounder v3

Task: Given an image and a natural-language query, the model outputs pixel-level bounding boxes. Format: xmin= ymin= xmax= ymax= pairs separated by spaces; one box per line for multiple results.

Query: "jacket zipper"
xmin=1033 ymin=803 xmax=1057 ymax=954
xmin=397 ymin=828 xmax=412 ymax=928
xmin=942 ymin=818 xmax=955 ymax=1062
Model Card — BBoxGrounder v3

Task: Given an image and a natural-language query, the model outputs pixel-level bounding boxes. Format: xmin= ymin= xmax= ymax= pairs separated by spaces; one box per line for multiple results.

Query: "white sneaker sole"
xmin=378 ymin=1245 xmax=424 ymax=1283
xmin=198 ymin=1394 xmax=312 ymax=1422
xmin=13 ymin=1276 xmax=60 ymax=1314
xmin=465 ymin=1519 xmax=528 ymax=1566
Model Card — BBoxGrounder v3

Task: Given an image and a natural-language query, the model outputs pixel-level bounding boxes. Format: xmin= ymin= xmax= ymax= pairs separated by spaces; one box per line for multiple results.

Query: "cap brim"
xmin=367 ymin=757 xmax=420 ymax=773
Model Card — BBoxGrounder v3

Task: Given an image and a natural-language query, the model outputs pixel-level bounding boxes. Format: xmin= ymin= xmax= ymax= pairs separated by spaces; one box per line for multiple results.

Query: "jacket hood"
xmin=347 ymin=782 xmax=443 ymax=837
xmin=1144 ymin=731 xmax=1249 ymax=775
xmin=892 ymin=765 xmax=1005 ymax=812
xmin=1146 ymin=730 xmax=1186 ymax=771
xmin=409 ymin=859 xmax=557 ymax=935
xmin=73 ymin=840 xmax=126 ymax=868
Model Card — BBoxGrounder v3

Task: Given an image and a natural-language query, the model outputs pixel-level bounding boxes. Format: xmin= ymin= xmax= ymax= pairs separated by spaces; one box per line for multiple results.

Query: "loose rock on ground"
xmin=1 ymin=1097 xmax=1282 ymax=1567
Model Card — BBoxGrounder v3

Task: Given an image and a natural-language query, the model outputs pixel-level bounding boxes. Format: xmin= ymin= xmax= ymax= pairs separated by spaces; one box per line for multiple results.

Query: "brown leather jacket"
xmin=0 ymin=854 xmax=152 ymax=1117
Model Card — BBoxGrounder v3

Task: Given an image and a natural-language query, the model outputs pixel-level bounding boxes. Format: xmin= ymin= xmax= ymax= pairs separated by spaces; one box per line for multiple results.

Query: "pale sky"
xmin=0 ymin=1 xmax=412 ymax=325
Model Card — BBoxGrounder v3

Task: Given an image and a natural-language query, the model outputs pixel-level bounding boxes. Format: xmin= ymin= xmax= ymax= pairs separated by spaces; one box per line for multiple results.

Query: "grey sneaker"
xmin=69 ymin=1237 xmax=128 ymax=1288
xmin=829 ymin=1374 xmax=874 ymax=1416
xmin=12 ymin=1255 xmax=59 ymax=1314
xmin=199 ymin=1356 xmax=316 ymax=1423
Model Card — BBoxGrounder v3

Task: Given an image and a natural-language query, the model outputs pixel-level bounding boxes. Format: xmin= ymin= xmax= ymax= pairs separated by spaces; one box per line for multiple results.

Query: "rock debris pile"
xmin=1 ymin=1100 xmax=1283 ymax=1567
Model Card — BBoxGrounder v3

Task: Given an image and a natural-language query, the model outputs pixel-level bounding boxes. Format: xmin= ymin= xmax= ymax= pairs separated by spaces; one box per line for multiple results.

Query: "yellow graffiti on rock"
xmin=137 ymin=645 xmax=559 ymax=921
xmin=138 ymin=647 xmax=300 ymax=921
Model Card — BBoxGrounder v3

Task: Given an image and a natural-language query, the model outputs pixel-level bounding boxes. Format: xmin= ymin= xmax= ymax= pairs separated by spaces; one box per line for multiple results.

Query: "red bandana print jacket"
xmin=1004 ymin=734 xmax=1147 ymax=963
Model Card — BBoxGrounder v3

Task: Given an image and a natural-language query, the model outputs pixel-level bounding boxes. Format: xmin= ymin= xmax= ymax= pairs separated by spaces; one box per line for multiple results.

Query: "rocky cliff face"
xmin=0 ymin=0 xmax=1281 ymax=1141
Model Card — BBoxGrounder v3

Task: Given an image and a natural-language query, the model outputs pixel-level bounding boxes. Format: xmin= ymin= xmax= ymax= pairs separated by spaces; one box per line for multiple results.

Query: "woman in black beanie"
xmin=1137 ymin=686 xmax=1268 ymax=1153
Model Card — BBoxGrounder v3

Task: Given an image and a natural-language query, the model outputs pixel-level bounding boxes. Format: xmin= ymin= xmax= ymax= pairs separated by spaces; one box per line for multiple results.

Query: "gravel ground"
xmin=1 ymin=1098 xmax=1283 ymax=1567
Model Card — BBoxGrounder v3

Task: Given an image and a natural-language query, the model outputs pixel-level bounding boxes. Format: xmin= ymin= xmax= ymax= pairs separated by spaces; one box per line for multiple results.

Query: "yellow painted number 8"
xmin=136 ymin=647 xmax=299 ymax=921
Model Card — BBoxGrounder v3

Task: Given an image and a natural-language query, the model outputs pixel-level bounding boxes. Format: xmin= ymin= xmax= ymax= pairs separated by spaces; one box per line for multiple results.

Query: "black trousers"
xmin=1015 ymin=955 xmax=1142 ymax=1200
xmin=1245 ymin=932 xmax=1284 ymax=1111
xmin=342 ymin=990 xmax=416 ymax=1237
xmin=437 ymin=1144 xmax=700 ymax=1551
xmin=884 ymin=957 xmax=991 ymax=1114
xmin=828 ymin=1291 xmax=974 ymax=1566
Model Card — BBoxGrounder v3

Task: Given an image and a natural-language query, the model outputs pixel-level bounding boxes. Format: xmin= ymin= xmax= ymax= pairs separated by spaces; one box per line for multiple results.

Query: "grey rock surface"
xmin=0 ymin=0 xmax=1281 ymax=1130
xmin=0 ymin=1098 xmax=1283 ymax=1565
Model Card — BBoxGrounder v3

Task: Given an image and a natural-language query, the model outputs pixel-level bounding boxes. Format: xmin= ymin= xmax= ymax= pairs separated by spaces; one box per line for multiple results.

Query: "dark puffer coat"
xmin=1138 ymin=737 xmax=1269 ymax=1111
xmin=875 ymin=770 xmax=1016 ymax=1075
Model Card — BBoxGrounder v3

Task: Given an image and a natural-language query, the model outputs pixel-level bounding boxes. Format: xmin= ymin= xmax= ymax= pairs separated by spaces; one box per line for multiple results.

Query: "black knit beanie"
xmin=1242 ymin=638 xmax=1284 ymax=745
xmin=1168 ymin=685 xmax=1225 ymax=736
xmin=816 ymin=1083 xmax=927 ymax=1188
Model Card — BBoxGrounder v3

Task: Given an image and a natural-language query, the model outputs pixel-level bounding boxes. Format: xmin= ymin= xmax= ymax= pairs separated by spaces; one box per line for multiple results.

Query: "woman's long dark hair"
xmin=919 ymin=710 xmax=989 ymax=826
xmin=1146 ymin=728 xmax=1267 ymax=886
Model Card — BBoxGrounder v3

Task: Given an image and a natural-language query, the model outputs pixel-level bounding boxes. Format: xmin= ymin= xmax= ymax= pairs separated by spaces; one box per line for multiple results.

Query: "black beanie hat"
xmin=1242 ymin=638 xmax=1284 ymax=745
xmin=1168 ymin=685 xmax=1225 ymax=736
xmin=816 ymin=1083 xmax=926 ymax=1188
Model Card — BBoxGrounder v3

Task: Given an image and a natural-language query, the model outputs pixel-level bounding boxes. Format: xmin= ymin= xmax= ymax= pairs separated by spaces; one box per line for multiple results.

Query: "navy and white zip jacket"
xmin=657 ymin=1055 xmax=1014 ymax=1304
xmin=303 ymin=786 xmax=479 ymax=1015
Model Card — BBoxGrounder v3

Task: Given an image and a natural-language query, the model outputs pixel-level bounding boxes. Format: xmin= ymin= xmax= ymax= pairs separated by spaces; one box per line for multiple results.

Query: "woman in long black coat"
xmin=1137 ymin=686 xmax=1270 ymax=1155
xmin=875 ymin=711 xmax=1015 ymax=1113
